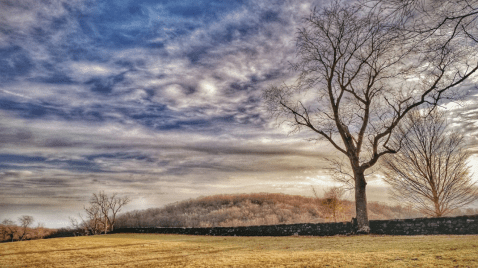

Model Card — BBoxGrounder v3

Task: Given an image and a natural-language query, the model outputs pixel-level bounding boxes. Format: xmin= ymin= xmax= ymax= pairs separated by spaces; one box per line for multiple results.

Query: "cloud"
xmin=0 ymin=104 xmax=337 ymax=215
xmin=68 ymin=62 xmax=123 ymax=80
xmin=3 ymin=0 xmax=443 ymax=227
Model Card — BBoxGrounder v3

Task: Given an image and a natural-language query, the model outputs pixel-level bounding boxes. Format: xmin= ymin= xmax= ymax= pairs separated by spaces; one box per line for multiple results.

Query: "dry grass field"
xmin=1 ymin=234 xmax=478 ymax=267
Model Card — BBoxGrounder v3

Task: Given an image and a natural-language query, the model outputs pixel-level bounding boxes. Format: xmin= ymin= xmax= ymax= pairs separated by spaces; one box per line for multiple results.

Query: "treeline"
xmin=1 ymin=191 xmax=131 ymax=242
xmin=114 ymin=193 xmax=451 ymax=228
xmin=0 ymin=216 xmax=56 ymax=243
xmin=4 ymin=193 xmax=476 ymax=242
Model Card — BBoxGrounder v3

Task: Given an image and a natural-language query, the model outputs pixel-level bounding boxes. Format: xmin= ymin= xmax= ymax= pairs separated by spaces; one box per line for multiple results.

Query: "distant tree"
xmin=391 ymin=203 xmax=418 ymax=219
xmin=382 ymin=109 xmax=478 ymax=217
xmin=0 ymin=219 xmax=16 ymax=242
xmin=84 ymin=203 xmax=103 ymax=234
xmin=89 ymin=191 xmax=131 ymax=234
xmin=107 ymin=193 xmax=131 ymax=232
xmin=70 ymin=204 xmax=103 ymax=236
xmin=17 ymin=215 xmax=34 ymax=241
xmin=313 ymin=186 xmax=346 ymax=222
xmin=35 ymin=222 xmax=47 ymax=239
xmin=130 ymin=210 xmax=145 ymax=228
xmin=69 ymin=192 xmax=130 ymax=236
xmin=114 ymin=210 xmax=146 ymax=228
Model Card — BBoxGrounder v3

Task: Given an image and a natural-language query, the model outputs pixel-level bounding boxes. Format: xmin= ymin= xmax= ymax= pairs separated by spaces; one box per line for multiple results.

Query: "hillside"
xmin=115 ymin=193 xmax=425 ymax=228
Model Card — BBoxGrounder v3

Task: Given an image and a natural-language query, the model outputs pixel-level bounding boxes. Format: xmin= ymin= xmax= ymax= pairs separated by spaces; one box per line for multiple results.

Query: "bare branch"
xmin=382 ymin=109 xmax=478 ymax=217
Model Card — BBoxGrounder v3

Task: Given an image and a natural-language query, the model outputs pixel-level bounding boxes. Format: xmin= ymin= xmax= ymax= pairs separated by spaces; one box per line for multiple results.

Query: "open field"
xmin=1 ymin=234 xmax=478 ymax=267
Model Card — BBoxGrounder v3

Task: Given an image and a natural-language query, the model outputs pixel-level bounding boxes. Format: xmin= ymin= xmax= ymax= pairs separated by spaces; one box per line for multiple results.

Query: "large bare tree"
xmin=89 ymin=191 xmax=131 ymax=234
xmin=71 ymin=191 xmax=131 ymax=235
xmin=382 ymin=109 xmax=478 ymax=217
xmin=264 ymin=0 xmax=478 ymax=232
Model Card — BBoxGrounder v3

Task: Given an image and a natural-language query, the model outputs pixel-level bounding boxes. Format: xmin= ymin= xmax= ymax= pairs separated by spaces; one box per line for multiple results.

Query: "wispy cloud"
xmin=5 ymin=0 xmax=475 ymax=227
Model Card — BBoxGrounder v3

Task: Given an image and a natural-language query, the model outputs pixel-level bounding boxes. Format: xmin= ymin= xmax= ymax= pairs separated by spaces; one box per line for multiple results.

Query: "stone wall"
xmin=111 ymin=214 xmax=478 ymax=236
xmin=370 ymin=215 xmax=478 ymax=235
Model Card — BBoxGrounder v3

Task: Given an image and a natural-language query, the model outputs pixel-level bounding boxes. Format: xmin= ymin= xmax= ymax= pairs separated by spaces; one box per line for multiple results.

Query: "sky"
xmin=1 ymin=0 xmax=478 ymax=228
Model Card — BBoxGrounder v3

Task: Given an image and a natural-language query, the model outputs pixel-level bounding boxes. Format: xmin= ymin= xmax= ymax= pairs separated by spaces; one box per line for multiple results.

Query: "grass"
xmin=1 ymin=234 xmax=478 ymax=267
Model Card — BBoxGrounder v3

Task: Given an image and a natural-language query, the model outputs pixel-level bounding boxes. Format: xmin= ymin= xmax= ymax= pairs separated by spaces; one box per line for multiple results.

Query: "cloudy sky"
xmin=1 ymin=0 xmax=477 ymax=228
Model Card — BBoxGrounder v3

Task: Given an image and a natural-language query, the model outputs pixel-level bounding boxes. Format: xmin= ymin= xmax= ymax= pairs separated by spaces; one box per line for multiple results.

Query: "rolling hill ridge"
xmin=115 ymin=193 xmax=426 ymax=228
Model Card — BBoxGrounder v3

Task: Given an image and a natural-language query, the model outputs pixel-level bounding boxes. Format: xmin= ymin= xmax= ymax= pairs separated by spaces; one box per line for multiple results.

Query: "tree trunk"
xmin=434 ymin=199 xmax=443 ymax=217
xmin=354 ymin=170 xmax=370 ymax=233
xmin=104 ymin=216 xmax=108 ymax=234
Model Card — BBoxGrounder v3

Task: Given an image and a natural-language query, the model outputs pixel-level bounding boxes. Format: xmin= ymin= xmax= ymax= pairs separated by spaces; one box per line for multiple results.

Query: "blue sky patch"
xmin=0 ymin=46 xmax=33 ymax=80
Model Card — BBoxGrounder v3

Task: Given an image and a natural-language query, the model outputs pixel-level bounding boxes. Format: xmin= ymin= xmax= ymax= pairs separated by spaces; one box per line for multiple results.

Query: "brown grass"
xmin=1 ymin=234 xmax=478 ymax=267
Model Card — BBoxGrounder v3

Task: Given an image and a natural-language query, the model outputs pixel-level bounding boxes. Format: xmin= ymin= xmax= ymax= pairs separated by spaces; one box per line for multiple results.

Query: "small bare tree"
xmin=85 ymin=203 xmax=103 ymax=234
xmin=264 ymin=0 xmax=478 ymax=232
xmin=313 ymin=186 xmax=346 ymax=222
xmin=0 ymin=219 xmax=16 ymax=242
xmin=34 ymin=222 xmax=47 ymax=239
xmin=382 ymin=109 xmax=478 ymax=217
xmin=324 ymin=187 xmax=347 ymax=222
xmin=17 ymin=215 xmax=34 ymax=241
xmin=69 ymin=216 xmax=92 ymax=236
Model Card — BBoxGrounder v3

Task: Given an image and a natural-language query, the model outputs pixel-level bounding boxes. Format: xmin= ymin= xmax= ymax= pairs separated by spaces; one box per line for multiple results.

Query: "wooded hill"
xmin=114 ymin=193 xmax=426 ymax=228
